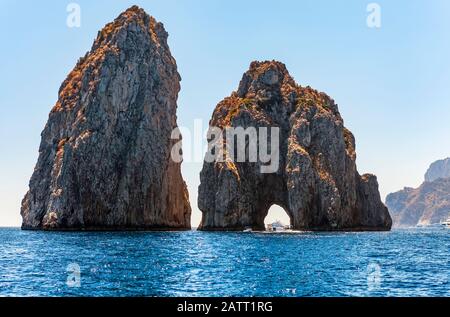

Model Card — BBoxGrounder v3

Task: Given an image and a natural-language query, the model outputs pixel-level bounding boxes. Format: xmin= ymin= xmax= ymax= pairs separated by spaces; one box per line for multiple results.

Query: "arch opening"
xmin=264 ymin=204 xmax=292 ymax=231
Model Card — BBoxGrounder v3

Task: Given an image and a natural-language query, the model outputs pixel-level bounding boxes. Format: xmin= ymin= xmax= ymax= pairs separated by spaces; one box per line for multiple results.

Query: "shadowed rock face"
xmin=198 ymin=61 xmax=391 ymax=231
xmin=21 ymin=6 xmax=191 ymax=230
xmin=387 ymin=158 xmax=450 ymax=227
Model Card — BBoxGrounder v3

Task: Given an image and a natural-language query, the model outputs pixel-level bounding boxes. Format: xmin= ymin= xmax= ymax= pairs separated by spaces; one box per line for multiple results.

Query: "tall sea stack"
xmin=198 ymin=61 xmax=392 ymax=231
xmin=21 ymin=6 xmax=191 ymax=230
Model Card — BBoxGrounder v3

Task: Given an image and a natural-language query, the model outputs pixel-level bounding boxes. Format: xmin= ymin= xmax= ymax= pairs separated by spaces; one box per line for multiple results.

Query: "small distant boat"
xmin=243 ymin=227 xmax=253 ymax=233
xmin=266 ymin=220 xmax=292 ymax=232
xmin=440 ymin=216 xmax=450 ymax=228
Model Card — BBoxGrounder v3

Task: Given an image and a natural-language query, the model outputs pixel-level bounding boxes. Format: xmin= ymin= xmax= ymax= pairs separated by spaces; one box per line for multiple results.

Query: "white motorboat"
xmin=266 ymin=220 xmax=292 ymax=232
xmin=440 ymin=216 xmax=450 ymax=228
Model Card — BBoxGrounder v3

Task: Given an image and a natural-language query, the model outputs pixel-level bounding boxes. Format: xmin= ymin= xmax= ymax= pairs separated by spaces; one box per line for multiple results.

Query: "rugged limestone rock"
xmin=21 ymin=6 xmax=191 ymax=230
xmin=386 ymin=159 xmax=450 ymax=227
xmin=425 ymin=157 xmax=450 ymax=182
xmin=198 ymin=61 xmax=392 ymax=231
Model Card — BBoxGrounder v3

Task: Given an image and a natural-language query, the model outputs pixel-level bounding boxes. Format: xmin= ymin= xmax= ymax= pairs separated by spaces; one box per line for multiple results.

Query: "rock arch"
xmin=198 ymin=61 xmax=392 ymax=231
xmin=264 ymin=204 xmax=292 ymax=228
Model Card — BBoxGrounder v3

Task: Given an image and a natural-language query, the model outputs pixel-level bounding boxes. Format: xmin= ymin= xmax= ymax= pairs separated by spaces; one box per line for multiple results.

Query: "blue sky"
xmin=1 ymin=0 xmax=450 ymax=227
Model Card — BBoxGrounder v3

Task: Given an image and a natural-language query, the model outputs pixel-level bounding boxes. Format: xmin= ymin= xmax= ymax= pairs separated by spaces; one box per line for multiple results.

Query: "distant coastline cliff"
xmin=21 ymin=6 xmax=191 ymax=230
xmin=386 ymin=158 xmax=450 ymax=227
xmin=425 ymin=158 xmax=450 ymax=182
xmin=198 ymin=61 xmax=392 ymax=231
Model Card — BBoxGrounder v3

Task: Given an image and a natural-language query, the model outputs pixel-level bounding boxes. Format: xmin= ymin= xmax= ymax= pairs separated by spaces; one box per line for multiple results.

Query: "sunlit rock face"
xmin=425 ymin=157 xmax=450 ymax=182
xmin=198 ymin=61 xmax=392 ymax=231
xmin=387 ymin=158 xmax=450 ymax=227
xmin=21 ymin=6 xmax=191 ymax=230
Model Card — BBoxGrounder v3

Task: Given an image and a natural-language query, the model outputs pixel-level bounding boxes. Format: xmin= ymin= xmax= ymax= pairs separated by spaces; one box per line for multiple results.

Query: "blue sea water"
xmin=0 ymin=227 xmax=448 ymax=297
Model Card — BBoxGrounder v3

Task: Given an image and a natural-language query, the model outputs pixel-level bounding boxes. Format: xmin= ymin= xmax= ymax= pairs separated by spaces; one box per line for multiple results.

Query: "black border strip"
xmin=0 ymin=297 xmax=446 ymax=313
